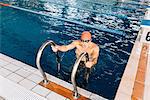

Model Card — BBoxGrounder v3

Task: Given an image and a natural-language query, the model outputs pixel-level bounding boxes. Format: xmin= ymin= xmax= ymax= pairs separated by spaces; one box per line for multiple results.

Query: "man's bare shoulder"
xmin=91 ymin=42 xmax=99 ymax=50
xmin=72 ymin=40 xmax=80 ymax=45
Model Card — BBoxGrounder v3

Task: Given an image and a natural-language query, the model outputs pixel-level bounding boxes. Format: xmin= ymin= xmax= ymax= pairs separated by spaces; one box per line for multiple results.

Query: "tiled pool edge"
xmin=115 ymin=30 xmax=150 ymax=100
xmin=143 ymin=45 xmax=150 ymax=100
xmin=0 ymin=75 xmax=47 ymax=100
xmin=115 ymin=7 xmax=150 ymax=100
xmin=115 ymin=40 xmax=143 ymax=100
xmin=0 ymin=53 xmax=107 ymax=100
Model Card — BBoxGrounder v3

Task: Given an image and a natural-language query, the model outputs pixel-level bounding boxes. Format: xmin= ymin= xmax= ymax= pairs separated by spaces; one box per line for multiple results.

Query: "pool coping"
xmin=0 ymin=75 xmax=47 ymax=100
xmin=0 ymin=53 xmax=107 ymax=100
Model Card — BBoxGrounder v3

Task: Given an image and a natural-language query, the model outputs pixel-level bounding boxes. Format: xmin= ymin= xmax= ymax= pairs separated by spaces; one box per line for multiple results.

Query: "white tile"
xmin=27 ymin=73 xmax=43 ymax=83
xmin=3 ymin=64 xmax=20 ymax=72
xmin=0 ymin=53 xmax=27 ymax=67
xmin=146 ymin=66 xmax=150 ymax=81
xmin=0 ymin=53 xmax=10 ymax=60
xmin=0 ymin=53 xmax=5 ymax=59
xmin=90 ymin=93 xmax=107 ymax=100
xmin=32 ymin=85 xmax=51 ymax=97
xmin=144 ymin=86 xmax=150 ymax=100
xmin=115 ymin=92 xmax=131 ymax=100
xmin=77 ymin=87 xmax=92 ymax=98
xmin=7 ymin=73 xmax=24 ymax=83
xmin=0 ymin=65 xmax=5 ymax=69
xmin=12 ymin=60 xmax=27 ymax=67
xmin=0 ymin=59 xmax=10 ymax=66
xmin=46 ymin=74 xmax=62 ymax=84
xmin=34 ymin=70 xmax=43 ymax=77
xmin=15 ymin=68 xmax=32 ymax=78
xmin=0 ymin=75 xmax=47 ymax=100
xmin=22 ymin=65 xmax=37 ymax=73
xmin=19 ymin=79 xmax=37 ymax=90
xmin=0 ymin=67 xmax=12 ymax=77
xmin=46 ymin=92 xmax=66 ymax=100
xmin=0 ymin=54 xmax=17 ymax=63
xmin=116 ymin=78 xmax=134 ymax=96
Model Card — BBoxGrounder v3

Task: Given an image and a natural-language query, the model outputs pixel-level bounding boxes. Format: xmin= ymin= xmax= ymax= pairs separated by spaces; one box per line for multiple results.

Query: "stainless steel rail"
xmin=36 ymin=40 xmax=56 ymax=85
xmin=36 ymin=40 xmax=89 ymax=98
xmin=71 ymin=52 xmax=89 ymax=99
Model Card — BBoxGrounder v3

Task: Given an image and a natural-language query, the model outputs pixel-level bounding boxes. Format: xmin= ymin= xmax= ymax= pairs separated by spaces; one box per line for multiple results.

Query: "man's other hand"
xmin=51 ymin=46 xmax=58 ymax=52
xmin=85 ymin=61 xmax=93 ymax=68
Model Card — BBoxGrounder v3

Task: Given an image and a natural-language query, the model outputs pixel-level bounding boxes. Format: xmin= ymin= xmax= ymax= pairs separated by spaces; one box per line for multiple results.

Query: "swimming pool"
xmin=0 ymin=0 xmax=148 ymax=99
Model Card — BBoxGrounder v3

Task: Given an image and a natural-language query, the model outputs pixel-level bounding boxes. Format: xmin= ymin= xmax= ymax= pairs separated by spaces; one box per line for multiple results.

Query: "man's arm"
xmin=86 ymin=46 xmax=99 ymax=68
xmin=91 ymin=46 xmax=99 ymax=65
xmin=54 ymin=41 xmax=77 ymax=52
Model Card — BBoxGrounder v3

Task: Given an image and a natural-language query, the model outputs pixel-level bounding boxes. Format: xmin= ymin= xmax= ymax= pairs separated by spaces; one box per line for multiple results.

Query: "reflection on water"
xmin=2 ymin=0 xmax=146 ymax=34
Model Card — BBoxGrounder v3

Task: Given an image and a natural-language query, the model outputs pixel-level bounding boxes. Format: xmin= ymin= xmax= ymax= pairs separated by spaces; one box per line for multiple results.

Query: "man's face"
xmin=81 ymin=39 xmax=91 ymax=47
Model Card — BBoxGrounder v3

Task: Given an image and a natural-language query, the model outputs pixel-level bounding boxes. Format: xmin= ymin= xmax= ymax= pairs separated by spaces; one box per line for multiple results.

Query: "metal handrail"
xmin=71 ymin=52 xmax=89 ymax=99
xmin=36 ymin=40 xmax=56 ymax=85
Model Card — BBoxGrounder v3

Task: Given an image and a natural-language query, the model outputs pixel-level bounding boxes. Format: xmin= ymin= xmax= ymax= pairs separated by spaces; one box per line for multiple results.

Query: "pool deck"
xmin=0 ymin=53 xmax=106 ymax=100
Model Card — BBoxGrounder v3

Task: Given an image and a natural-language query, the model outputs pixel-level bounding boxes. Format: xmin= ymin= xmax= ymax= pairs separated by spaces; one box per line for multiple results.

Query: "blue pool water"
xmin=0 ymin=0 xmax=148 ymax=99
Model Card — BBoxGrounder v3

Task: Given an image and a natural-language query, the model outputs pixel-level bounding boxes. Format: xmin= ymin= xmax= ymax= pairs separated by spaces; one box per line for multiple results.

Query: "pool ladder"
xmin=71 ymin=52 xmax=89 ymax=99
xmin=36 ymin=40 xmax=56 ymax=84
xmin=36 ymin=40 xmax=89 ymax=99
